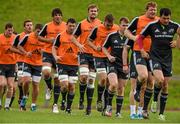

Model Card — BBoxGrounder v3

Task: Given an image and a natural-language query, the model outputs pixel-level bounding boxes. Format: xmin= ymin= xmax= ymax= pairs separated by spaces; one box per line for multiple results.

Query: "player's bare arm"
xmin=38 ymin=35 xmax=54 ymax=43
xmin=52 ymin=45 xmax=62 ymax=62
xmin=122 ymin=45 xmax=130 ymax=73
xmin=124 ymin=29 xmax=137 ymax=41
xmin=102 ymin=47 xmax=115 ymax=62
xmin=88 ymin=38 xmax=101 ymax=51
xmin=176 ymin=27 xmax=180 ymax=49
xmin=71 ymin=36 xmax=85 ymax=53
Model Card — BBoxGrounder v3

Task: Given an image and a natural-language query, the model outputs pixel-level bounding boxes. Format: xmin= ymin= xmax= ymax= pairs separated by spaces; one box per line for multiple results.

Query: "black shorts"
xmin=133 ymin=51 xmax=151 ymax=72
xmin=149 ymin=59 xmax=172 ymax=77
xmin=78 ymin=53 xmax=95 ymax=70
xmin=57 ymin=64 xmax=78 ymax=76
xmin=0 ymin=64 xmax=15 ymax=77
xmin=130 ymin=53 xmax=138 ymax=79
xmin=94 ymin=57 xmax=108 ymax=70
xmin=42 ymin=52 xmax=57 ymax=69
xmin=23 ymin=63 xmax=42 ymax=77
xmin=107 ymin=63 xmax=128 ymax=79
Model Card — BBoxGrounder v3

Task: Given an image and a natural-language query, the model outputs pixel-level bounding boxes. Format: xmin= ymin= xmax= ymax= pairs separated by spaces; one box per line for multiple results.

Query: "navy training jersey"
xmin=141 ymin=20 xmax=179 ymax=62
xmin=103 ymin=31 xmax=127 ymax=66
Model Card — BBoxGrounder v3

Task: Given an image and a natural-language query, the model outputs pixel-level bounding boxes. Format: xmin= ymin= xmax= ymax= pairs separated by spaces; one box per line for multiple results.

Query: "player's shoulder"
xmin=169 ymin=20 xmax=179 ymax=27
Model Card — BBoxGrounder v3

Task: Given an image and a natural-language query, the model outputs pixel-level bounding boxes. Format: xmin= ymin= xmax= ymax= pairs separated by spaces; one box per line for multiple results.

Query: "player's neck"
xmin=88 ymin=17 xmax=96 ymax=22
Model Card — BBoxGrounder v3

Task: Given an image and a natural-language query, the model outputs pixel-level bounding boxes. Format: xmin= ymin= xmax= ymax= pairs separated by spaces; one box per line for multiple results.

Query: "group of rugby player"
xmin=0 ymin=1 xmax=179 ymax=121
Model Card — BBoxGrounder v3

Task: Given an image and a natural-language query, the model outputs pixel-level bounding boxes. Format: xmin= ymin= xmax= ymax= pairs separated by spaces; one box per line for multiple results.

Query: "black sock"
xmin=107 ymin=90 xmax=114 ymax=106
xmin=79 ymin=82 xmax=87 ymax=102
xmin=154 ymin=85 xmax=161 ymax=102
xmin=143 ymin=88 xmax=153 ymax=110
xmin=97 ymin=85 xmax=105 ymax=102
xmin=61 ymin=91 xmax=67 ymax=102
xmin=44 ymin=77 xmax=52 ymax=90
xmin=66 ymin=92 xmax=75 ymax=110
xmin=103 ymin=88 xmax=108 ymax=110
xmin=116 ymin=96 xmax=124 ymax=114
xmin=18 ymin=85 xmax=23 ymax=100
xmin=9 ymin=96 xmax=15 ymax=107
xmin=53 ymin=85 xmax=60 ymax=104
xmin=136 ymin=80 xmax=141 ymax=94
xmin=86 ymin=88 xmax=94 ymax=110
xmin=159 ymin=93 xmax=168 ymax=115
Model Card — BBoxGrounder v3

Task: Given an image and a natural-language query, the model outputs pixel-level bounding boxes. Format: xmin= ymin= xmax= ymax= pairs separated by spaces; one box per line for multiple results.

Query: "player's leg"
xmin=66 ymin=70 xmax=78 ymax=114
xmin=30 ymin=65 xmax=42 ymax=111
xmin=104 ymin=71 xmax=118 ymax=117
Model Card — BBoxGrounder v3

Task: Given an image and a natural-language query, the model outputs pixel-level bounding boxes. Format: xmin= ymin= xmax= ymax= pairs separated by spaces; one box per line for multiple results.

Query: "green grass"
xmin=0 ymin=80 xmax=179 ymax=123
xmin=0 ymin=109 xmax=180 ymax=123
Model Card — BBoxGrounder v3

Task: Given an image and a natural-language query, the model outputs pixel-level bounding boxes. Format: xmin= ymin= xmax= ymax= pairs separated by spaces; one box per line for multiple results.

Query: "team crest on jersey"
xmin=169 ymin=28 xmax=174 ymax=33
xmin=66 ymin=47 xmax=74 ymax=53
xmin=113 ymin=40 xmax=118 ymax=43
xmin=153 ymin=63 xmax=159 ymax=68
xmin=136 ymin=58 xmax=142 ymax=63
xmin=43 ymin=57 xmax=46 ymax=60
xmin=155 ymin=29 xmax=160 ymax=33
xmin=162 ymin=31 xmax=167 ymax=35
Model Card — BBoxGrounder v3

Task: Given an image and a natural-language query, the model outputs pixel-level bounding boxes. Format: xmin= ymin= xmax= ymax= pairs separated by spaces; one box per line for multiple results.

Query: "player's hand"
xmin=108 ymin=55 xmax=116 ymax=62
xmin=55 ymin=56 xmax=62 ymax=62
xmin=96 ymin=46 xmax=102 ymax=52
xmin=49 ymin=37 xmax=55 ymax=43
xmin=170 ymin=40 xmax=176 ymax=48
xmin=26 ymin=52 xmax=32 ymax=58
xmin=78 ymin=44 xmax=86 ymax=53
xmin=140 ymin=49 xmax=149 ymax=59
xmin=123 ymin=65 xmax=129 ymax=74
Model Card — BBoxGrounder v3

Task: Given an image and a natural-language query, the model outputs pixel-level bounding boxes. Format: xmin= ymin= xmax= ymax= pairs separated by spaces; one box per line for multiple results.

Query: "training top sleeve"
xmin=19 ymin=35 xmax=29 ymax=46
xmin=73 ymin=23 xmax=81 ymax=37
xmin=127 ymin=17 xmax=139 ymax=33
xmin=140 ymin=23 xmax=153 ymax=37
xmin=54 ymin=34 xmax=61 ymax=47
xmin=89 ymin=27 xmax=98 ymax=41
xmin=39 ymin=24 xmax=47 ymax=37
xmin=12 ymin=34 xmax=20 ymax=47
xmin=103 ymin=33 xmax=112 ymax=49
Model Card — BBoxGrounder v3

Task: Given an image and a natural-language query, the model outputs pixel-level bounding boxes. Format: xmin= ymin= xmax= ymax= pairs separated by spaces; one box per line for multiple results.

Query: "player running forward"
xmin=0 ymin=23 xmax=16 ymax=110
xmin=52 ymin=18 xmax=78 ymax=114
xmin=102 ymin=17 xmax=129 ymax=118
xmin=38 ymin=8 xmax=66 ymax=113
xmin=71 ymin=4 xmax=101 ymax=112
xmin=87 ymin=14 xmax=119 ymax=114
xmin=124 ymin=1 xmax=159 ymax=119
xmin=137 ymin=8 xmax=180 ymax=121
xmin=123 ymin=36 xmax=140 ymax=119
xmin=18 ymin=24 xmax=44 ymax=111
xmin=11 ymin=19 xmax=33 ymax=106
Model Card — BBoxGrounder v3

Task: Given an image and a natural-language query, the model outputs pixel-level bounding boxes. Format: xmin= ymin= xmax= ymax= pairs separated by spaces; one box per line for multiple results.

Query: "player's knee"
xmin=110 ymin=82 xmax=118 ymax=92
xmin=54 ymin=77 xmax=60 ymax=85
xmin=139 ymin=73 xmax=148 ymax=82
xmin=61 ymin=82 xmax=68 ymax=92
xmin=88 ymin=72 xmax=96 ymax=84
xmin=79 ymin=67 xmax=89 ymax=76
xmin=80 ymin=75 xmax=88 ymax=83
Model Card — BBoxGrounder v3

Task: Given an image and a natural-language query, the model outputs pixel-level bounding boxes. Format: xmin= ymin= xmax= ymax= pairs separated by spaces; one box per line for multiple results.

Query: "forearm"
xmin=38 ymin=36 xmax=53 ymax=43
xmin=17 ymin=46 xmax=28 ymax=54
xmin=71 ymin=36 xmax=82 ymax=47
xmin=10 ymin=46 xmax=23 ymax=55
xmin=122 ymin=47 xmax=129 ymax=66
xmin=124 ymin=29 xmax=136 ymax=41
xmin=102 ymin=47 xmax=111 ymax=58
xmin=88 ymin=39 xmax=97 ymax=50
xmin=177 ymin=36 xmax=180 ymax=48
xmin=52 ymin=46 xmax=58 ymax=58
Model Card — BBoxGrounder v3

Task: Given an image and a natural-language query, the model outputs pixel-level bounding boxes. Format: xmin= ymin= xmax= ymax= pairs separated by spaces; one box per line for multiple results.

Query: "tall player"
xmin=71 ymin=4 xmax=101 ymax=114
xmin=38 ymin=8 xmax=66 ymax=113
